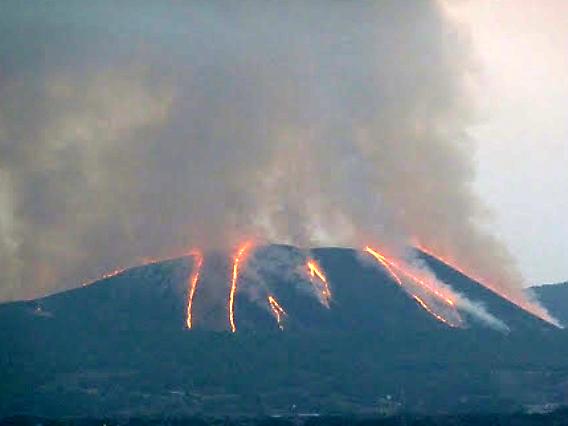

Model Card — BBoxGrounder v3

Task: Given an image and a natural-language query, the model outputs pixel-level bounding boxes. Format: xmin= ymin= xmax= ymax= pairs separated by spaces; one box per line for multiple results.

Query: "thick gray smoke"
xmin=0 ymin=1 xmax=535 ymax=309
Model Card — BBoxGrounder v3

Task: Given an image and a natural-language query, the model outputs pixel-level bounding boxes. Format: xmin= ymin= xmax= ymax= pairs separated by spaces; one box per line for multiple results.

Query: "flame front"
xmin=306 ymin=259 xmax=332 ymax=307
xmin=415 ymin=243 xmax=558 ymax=326
xmin=85 ymin=252 xmax=193 ymax=287
xmin=83 ymin=241 xmax=537 ymax=332
xmin=229 ymin=241 xmax=253 ymax=333
xmin=364 ymin=246 xmax=460 ymax=327
xmin=410 ymin=294 xmax=456 ymax=327
xmin=186 ymin=250 xmax=204 ymax=329
xmin=268 ymin=295 xmax=287 ymax=330
xmin=363 ymin=248 xmax=403 ymax=287
xmin=81 ymin=267 xmax=126 ymax=286
xmin=102 ymin=269 xmax=125 ymax=280
xmin=364 ymin=247 xmax=455 ymax=307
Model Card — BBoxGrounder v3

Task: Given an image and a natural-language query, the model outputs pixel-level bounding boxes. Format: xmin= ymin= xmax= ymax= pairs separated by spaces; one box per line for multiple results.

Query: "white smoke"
xmin=455 ymin=296 xmax=510 ymax=333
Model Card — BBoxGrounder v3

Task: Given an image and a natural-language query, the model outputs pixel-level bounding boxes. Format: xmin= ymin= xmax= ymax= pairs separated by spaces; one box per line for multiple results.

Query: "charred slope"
xmin=416 ymin=250 xmax=558 ymax=332
xmin=0 ymin=246 xmax=566 ymax=417
xmin=0 ymin=245 xmax=555 ymax=336
xmin=531 ymin=282 xmax=568 ymax=327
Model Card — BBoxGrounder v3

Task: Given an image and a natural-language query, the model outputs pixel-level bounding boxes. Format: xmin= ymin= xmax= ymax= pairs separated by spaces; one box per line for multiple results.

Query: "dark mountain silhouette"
xmin=1 ymin=246 xmax=554 ymax=336
xmin=1 ymin=245 xmax=567 ymax=418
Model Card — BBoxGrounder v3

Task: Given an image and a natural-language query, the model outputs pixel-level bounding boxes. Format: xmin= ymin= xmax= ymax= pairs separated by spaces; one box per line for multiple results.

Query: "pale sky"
xmin=447 ymin=1 xmax=568 ymax=285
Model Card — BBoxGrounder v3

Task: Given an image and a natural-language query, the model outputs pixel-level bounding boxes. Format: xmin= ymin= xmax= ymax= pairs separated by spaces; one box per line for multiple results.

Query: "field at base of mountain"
xmin=3 ymin=329 xmax=568 ymax=417
xmin=3 ymin=410 xmax=568 ymax=426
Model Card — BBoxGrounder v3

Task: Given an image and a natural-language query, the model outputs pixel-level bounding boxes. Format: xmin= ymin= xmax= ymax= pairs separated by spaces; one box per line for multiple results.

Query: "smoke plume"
xmin=0 ymin=0 xmax=538 ymax=313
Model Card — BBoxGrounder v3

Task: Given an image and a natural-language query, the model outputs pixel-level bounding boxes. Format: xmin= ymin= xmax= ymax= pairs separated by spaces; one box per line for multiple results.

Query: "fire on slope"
xmin=186 ymin=251 xmax=204 ymax=329
xmin=82 ymin=242 xmax=296 ymax=333
xmin=81 ymin=241 xmax=545 ymax=332
xmin=80 ymin=251 xmax=213 ymax=329
xmin=80 ymin=253 xmax=187 ymax=287
xmin=364 ymin=246 xmax=462 ymax=328
xmin=102 ymin=269 xmax=126 ymax=280
xmin=414 ymin=243 xmax=559 ymax=327
xmin=229 ymin=241 xmax=254 ymax=333
xmin=268 ymin=295 xmax=287 ymax=330
xmin=306 ymin=259 xmax=332 ymax=307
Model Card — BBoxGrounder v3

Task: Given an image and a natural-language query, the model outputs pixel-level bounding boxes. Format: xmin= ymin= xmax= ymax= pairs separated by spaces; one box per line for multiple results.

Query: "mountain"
xmin=1 ymin=245 xmax=567 ymax=418
xmin=531 ymin=282 xmax=568 ymax=327
xmin=1 ymin=246 xmax=553 ymax=336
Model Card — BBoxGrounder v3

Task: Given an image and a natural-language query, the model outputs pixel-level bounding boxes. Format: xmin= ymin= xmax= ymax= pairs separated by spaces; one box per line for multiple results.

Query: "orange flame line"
xmin=82 ymin=267 xmax=126 ymax=287
xmin=186 ymin=251 xmax=204 ymax=329
xmin=101 ymin=269 xmax=126 ymax=280
xmin=307 ymin=261 xmax=327 ymax=283
xmin=410 ymin=294 xmax=458 ymax=328
xmin=268 ymin=295 xmax=287 ymax=330
xmin=364 ymin=249 xmax=403 ymax=287
xmin=416 ymin=244 xmax=504 ymax=297
xmin=415 ymin=243 xmax=556 ymax=325
xmin=84 ymin=253 xmax=190 ymax=287
xmin=364 ymin=247 xmax=455 ymax=307
xmin=364 ymin=246 xmax=459 ymax=327
xmin=306 ymin=259 xmax=332 ymax=305
xmin=229 ymin=241 xmax=253 ymax=333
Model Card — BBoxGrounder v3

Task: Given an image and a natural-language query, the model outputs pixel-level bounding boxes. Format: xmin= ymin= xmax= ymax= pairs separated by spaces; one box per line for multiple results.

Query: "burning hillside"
xmin=48 ymin=243 xmax=557 ymax=335
xmin=0 ymin=2 xmax=552 ymax=331
xmin=1 ymin=244 xmax=564 ymax=418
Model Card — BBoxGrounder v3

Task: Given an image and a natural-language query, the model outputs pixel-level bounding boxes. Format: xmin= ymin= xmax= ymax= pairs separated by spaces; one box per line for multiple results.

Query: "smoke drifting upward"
xmin=0 ymin=0 xmax=542 ymax=318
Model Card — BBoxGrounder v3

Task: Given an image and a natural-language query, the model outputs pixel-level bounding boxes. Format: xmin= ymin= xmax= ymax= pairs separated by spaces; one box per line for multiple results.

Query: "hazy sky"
xmin=447 ymin=1 xmax=568 ymax=285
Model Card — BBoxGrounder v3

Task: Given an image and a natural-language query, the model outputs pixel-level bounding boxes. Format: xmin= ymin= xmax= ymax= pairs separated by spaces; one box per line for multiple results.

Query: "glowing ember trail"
xmin=306 ymin=259 xmax=332 ymax=307
xmin=267 ymin=295 xmax=287 ymax=330
xmin=364 ymin=249 xmax=403 ymax=287
xmin=229 ymin=241 xmax=253 ymax=333
xmin=414 ymin=243 xmax=558 ymax=326
xmin=81 ymin=268 xmax=126 ymax=286
xmin=364 ymin=247 xmax=455 ymax=307
xmin=81 ymin=252 xmax=195 ymax=287
xmin=186 ymin=251 xmax=204 ymax=329
xmin=364 ymin=246 xmax=460 ymax=327
xmin=410 ymin=294 xmax=457 ymax=328
xmin=101 ymin=268 xmax=126 ymax=280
